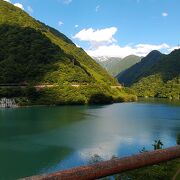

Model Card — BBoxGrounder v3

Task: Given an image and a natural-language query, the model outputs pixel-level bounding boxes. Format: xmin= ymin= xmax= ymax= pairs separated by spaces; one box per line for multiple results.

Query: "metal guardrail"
xmin=22 ymin=145 xmax=180 ymax=180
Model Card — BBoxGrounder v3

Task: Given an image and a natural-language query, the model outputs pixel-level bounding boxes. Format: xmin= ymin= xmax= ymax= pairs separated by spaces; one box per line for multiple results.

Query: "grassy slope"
xmin=45 ymin=31 xmax=117 ymax=85
xmin=116 ymin=158 xmax=180 ymax=180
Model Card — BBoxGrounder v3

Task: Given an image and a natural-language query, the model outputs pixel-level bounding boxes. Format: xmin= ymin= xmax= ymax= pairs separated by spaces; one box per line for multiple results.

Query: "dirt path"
xmin=0 ymin=84 xmax=122 ymax=89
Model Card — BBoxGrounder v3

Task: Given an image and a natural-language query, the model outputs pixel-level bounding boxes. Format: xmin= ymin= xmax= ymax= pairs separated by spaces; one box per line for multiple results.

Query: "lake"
xmin=0 ymin=99 xmax=180 ymax=179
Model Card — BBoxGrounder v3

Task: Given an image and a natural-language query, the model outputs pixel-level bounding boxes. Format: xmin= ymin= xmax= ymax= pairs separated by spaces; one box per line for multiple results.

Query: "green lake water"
xmin=0 ymin=99 xmax=180 ymax=179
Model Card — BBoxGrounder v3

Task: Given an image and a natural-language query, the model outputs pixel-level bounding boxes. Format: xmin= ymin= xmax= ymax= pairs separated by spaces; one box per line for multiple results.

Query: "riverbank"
xmin=0 ymin=85 xmax=137 ymax=107
xmin=137 ymin=97 xmax=180 ymax=106
xmin=0 ymin=98 xmax=18 ymax=108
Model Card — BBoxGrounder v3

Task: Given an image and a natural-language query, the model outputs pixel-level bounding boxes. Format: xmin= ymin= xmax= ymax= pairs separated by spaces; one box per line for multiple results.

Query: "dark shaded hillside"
xmin=117 ymin=50 xmax=164 ymax=86
xmin=150 ymin=49 xmax=180 ymax=81
xmin=117 ymin=48 xmax=180 ymax=100
xmin=0 ymin=24 xmax=93 ymax=84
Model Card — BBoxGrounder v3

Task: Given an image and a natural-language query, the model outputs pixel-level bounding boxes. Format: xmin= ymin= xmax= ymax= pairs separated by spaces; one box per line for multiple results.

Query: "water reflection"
xmin=0 ymin=106 xmax=88 ymax=139
xmin=138 ymin=97 xmax=180 ymax=106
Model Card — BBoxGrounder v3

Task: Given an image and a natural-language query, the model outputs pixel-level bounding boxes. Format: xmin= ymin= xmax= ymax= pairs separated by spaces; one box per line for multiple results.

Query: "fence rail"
xmin=22 ymin=145 xmax=180 ymax=180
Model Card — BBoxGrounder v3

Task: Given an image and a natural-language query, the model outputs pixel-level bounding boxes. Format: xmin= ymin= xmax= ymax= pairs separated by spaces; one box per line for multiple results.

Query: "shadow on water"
xmin=0 ymin=105 xmax=91 ymax=139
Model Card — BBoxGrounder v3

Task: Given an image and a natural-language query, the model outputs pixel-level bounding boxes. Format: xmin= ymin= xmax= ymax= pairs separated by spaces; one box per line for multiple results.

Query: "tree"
xmin=177 ymin=134 xmax=180 ymax=145
xmin=152 ymin=140 xmax=163 ymax=150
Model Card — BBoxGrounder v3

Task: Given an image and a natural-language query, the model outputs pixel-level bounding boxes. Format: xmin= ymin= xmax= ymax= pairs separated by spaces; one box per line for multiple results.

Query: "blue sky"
xmin=4 ymin=0 xmax=180 ymax=57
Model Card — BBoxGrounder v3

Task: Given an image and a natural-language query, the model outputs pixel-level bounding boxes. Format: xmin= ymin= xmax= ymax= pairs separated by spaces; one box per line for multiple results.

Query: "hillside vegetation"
xmin=0 ymin=0 xmax=116 ymax=85
xmin=0 ymin=0 xmax=136 ymax=104
xmin=117 ymin=49 xmax=180 ymax=100
xmin=117 ymin=50 xmax=164 ymax=86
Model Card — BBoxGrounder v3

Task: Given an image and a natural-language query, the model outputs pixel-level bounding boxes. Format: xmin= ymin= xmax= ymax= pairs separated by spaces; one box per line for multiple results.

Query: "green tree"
xmin=177 ymin=133 xmax=180 ymax=145
xmin=152 ymin=140 xmax=163 ymax=150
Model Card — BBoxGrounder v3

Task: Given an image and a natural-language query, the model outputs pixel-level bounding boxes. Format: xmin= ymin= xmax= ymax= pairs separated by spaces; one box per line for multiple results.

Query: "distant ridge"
xmin=95 ymin=55 xmax=142 ymax=76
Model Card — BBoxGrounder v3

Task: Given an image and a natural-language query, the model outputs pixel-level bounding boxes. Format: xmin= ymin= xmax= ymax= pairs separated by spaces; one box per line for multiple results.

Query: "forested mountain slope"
xmin=0 ymin=0 xmax=136 ymax=104
xmin=117 ymin=49 xmax=180 ymax=100
xmin=0 ymin=0 xmax=116 ymax=85
xmin=117 ymin=50 xmax=164 ymax=86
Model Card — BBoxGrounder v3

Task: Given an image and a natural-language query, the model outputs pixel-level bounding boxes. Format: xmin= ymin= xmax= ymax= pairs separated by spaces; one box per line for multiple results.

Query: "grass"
xmin=115 ymin=158 xmax=180 ymax=180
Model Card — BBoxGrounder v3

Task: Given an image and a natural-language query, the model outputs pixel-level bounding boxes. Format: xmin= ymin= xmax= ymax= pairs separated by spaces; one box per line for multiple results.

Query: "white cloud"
xmin=74 ymin=27 xmax=175 ymax=58
xmin=168 ymin=46 xmax=180 ymax=52
xmin=14 ymin=3 xmax=24 ymax=10
xmin=75 ymin=43 xmax=80 ymax=48
xmin=162 ymin=12 xmax=168 ymax=17
xmin=63 ymin=0 xmax=72 ymax=4
xmin=3 ymin=0 xmax=26 ymax=11
xmin=75 ymin=24 xmax=79 ymax=28
xmin=58 ymin=21 xmax=64 ymax=26
xmin=87 ymin=44 xmax=133 ymax=58
xmin=95 ymin=5 xmax=100 ymax=12
xmin=27 ymin=6 xmax=33 ymax=13
xmin=73 ymin=27 xmax=117 ymax=45
xmin=86 ymin=43 xmax=170 ymax=58
xmin=3 ymin=0 xmax=11 ymax=3
xmin=134 ymin=43 xmax=169 ymax=56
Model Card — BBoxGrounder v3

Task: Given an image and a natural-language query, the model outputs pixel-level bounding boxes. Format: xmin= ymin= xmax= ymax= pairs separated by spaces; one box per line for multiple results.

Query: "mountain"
xmin=0 ymin=0 xmax=136 ymax=104
xmin=117 ymin=49 xmax=180 ymax=100
xmin=95 ymin=55 xmax=141 ymax=76
xmin=115 ymin=55 xmax=142 ymax=75
xmin=95 ymin=57 xmax=121 ymax=76
xmin=117 ymin=50 xmax=164 ymax=86
xmin=0 ymin=0 xmax=115 ymax=85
